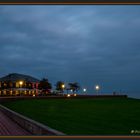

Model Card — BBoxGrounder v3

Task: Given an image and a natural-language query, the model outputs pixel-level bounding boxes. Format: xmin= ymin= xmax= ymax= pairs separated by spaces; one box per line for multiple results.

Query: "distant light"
xmin=95 ymin=85 xmax=100 ymax=90
xmin=70 ymin=89 xmax=73 ymax=92
xmin=74 ymin=94 xmax=77 ymax=96
xmin=83 ymin=88 xmax=87 ymax=92
xmin=62 ymin=84 xmax=65 ymax=89
xmin=67 ymin=94 xmax=71 ymax=97
xmin=33 ymin=94 xmax=35 ymax=97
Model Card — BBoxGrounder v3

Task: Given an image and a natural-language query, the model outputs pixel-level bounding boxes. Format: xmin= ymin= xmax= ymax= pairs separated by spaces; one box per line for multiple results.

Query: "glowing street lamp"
xmin=19 ymin=81 xmax=23 ymax=96
xmin=83 ymin=88 xmax=87 ymax=94
xmin=62 ymin=84 xmax=65 ymax=89
xmin=61 ymin=84 xmax=65 ymax=95
xmin=95 ymin=85 xmax=100 ymax=95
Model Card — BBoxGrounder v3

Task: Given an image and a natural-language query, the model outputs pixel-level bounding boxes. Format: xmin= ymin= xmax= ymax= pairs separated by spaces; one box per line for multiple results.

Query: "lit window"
xmin=4 ymin=90 xmax=6 ymax=95
xmin=16 ymin=90 xmax=18 ymax=95
xmin=16 ymin=82 xmax=19 ymax=88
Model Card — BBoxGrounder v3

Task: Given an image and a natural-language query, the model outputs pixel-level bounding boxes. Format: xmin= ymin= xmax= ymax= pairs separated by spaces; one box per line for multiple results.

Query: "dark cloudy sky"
xmin=0 ymin=5 xmax=140 ymax=98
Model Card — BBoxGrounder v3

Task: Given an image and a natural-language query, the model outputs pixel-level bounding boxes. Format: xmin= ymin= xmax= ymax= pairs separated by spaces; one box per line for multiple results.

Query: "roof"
xmin=0 ymin=73 xmax=40 ymax=83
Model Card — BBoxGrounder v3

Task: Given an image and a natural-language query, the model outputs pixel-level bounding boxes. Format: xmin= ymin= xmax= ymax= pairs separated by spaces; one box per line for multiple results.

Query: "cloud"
xmin=0 ymin=5 xmax=140 ymax=98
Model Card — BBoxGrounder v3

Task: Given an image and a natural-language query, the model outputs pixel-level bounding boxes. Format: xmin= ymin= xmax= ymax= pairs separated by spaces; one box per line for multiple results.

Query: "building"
xmin=0 ymin=73 xmax=40 ymax=96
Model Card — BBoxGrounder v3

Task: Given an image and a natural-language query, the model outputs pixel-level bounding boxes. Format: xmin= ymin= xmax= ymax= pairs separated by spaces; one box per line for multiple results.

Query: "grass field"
xmin=1 ymin=98 xmax=140 ymax=135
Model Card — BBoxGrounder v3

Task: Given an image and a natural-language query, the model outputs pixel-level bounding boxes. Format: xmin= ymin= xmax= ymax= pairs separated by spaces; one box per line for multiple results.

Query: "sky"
xmin=0 ymin=5 xmax=140 ymax=98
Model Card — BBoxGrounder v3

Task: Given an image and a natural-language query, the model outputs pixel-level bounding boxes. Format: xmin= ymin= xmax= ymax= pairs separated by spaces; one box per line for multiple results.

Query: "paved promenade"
xmin=0 ymin=110 xmax=31 ymax=135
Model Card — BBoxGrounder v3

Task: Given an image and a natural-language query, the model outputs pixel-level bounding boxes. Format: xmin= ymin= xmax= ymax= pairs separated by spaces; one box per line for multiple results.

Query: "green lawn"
xmin=1 ymin=98 xmax=140 ymax=135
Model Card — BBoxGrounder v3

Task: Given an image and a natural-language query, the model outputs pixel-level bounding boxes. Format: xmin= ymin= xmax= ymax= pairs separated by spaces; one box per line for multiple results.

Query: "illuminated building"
xmin=0 ymin=73 xmax=40 ymax=96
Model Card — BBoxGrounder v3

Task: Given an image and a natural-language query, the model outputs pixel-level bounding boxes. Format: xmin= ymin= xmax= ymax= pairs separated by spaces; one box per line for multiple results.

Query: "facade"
xmin=0 ymin=73 xmax=40 ymax=96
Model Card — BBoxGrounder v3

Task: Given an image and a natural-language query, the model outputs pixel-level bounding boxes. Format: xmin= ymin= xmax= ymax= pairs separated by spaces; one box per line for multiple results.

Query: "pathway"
xmin=0 ymin=111 xmax=31 ymax=135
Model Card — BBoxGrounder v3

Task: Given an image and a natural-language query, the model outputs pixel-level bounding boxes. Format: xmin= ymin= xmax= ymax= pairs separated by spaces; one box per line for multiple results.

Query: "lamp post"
xmin=95 ymin=85 xmax=100 ymax=95
xmin=83 ymin=88 xmax=87 ymax=94
xmin=62 ymin=84 xmax=65 ymax=95
xmin=19 ymin=81 xmax=23 ymax=96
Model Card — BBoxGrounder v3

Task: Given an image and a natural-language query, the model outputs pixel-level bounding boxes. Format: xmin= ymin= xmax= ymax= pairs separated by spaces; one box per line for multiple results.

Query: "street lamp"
xmin=95 ymin=85 xmax=100 ymax=95
xmin=61 ymin=84 xmax=65 ymax=95
xmin=19 ymin=81 xmax=23 ymax=96
xmin=62 ymin=84 xmax=65 ymax=89
xmin=83 ymin=88 xmax=87 ymax=94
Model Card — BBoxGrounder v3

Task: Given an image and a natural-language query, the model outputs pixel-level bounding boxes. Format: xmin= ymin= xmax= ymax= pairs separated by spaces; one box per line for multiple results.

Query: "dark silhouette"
xmin=38 ymin=78 xmax=52 ymax=94
xmin=113 ymin=91 xmax=116 ymax=95
xmin=55 ymin=81 xmax=65 ymax=93
xmin=68 ymin=82 xmax=80 ymax=93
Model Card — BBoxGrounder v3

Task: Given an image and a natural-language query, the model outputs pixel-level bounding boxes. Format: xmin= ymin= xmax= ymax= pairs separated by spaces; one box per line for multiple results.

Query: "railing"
xmin=0 ymin=105 xmax=65 ymax=135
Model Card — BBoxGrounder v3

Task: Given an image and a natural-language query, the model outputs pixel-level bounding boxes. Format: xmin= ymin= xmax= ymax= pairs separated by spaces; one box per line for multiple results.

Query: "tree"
xmin=38 ymin=78 xmax=52 ymax=94
xmin=68 ymin=82 xmax=80 ymax=93
xmin=55 ymin=81 xmax=65 ymax=93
